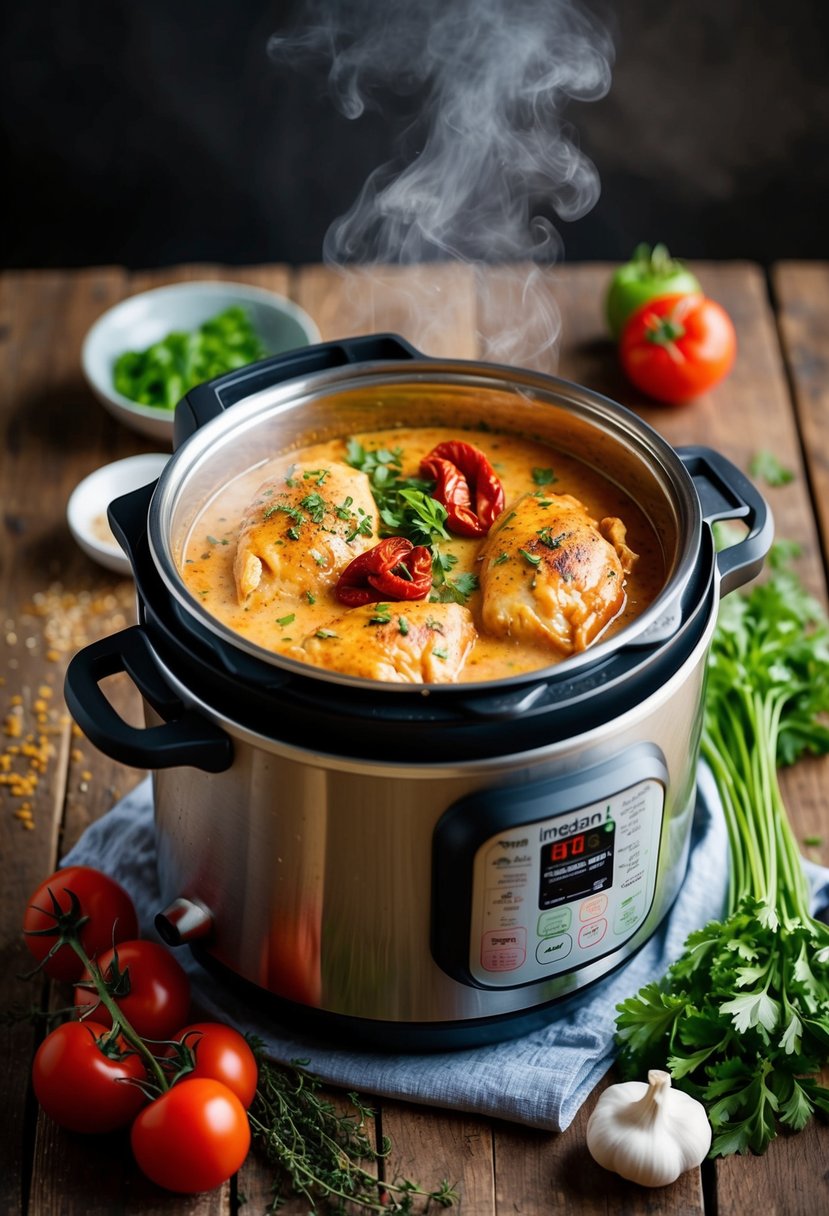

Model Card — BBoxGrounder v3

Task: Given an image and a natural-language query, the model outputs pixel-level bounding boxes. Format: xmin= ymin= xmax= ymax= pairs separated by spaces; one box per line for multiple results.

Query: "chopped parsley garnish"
xmin=287 ymin=526 xmax=302 ymax=541
xmin=397 ymin=616 xmax=409 ymax=635
xmin=314 ymin=628 xmax=338 ymax=640
xmin=749 ymin=450 xmax=795 ymax=487
xmin=432 ymin=646 xmax=448 ymax=660
xmin=335 ymin=496 xmax=355 ymax=520
xmin=310 ymin=549 xmax=326 ymax=566
xmin=519 ymin=548 xmax=542 ymax=567
xmin=369 ymin=605 xmax=392 ymax=625
xmin=305 ymin=590 xmax=316 ymax=605
xmin=492 ymin=552 xmax=509 ymax=566
xmin=531 ymin=466 xmax=557 ymax=486
xmin=276 ymin=614 xmax=296 ymax=627
xmin=300 ymin=492 xmax=327 ymax=524
xmin=537 ymin=528 xmax=565 ymax=549
xmin=345 ymin=510 xmax=374 ymax=543
xmin=430 ymin=572 xmax=479 ymax=605
xmin=303 ymin=468 xmax=330 ymax=486
xmin=426 ymin=618 xmax=445 ymax=633
xmin=264 ymin=502 xmax=306 ymax=526
xmin=495 ymin=510 xmax=517 ymax=533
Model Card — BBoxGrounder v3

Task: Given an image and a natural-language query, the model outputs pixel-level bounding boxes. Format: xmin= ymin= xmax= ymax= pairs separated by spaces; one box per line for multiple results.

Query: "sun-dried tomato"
xmin=335 ymin=537 xmax=433 ymax=607
xmin=420 ymin=440 xmax=505 ymax=537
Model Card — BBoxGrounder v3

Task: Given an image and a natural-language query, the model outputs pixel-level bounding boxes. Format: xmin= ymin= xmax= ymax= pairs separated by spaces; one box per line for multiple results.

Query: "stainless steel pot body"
xmin=148 ymin=595 xmax=711 ymax=1033
xmin=63 ymin=336 xmax=772 ymax=1047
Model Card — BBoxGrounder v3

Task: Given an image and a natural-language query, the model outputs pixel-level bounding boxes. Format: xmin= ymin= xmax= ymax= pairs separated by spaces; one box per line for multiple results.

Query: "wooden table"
xmin=2 ymin=261 xmax=828 ymax=1215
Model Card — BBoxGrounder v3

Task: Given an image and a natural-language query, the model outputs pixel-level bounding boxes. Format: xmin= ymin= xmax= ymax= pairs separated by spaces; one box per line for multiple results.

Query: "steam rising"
xmin=269 ymin=0 xmax=613 ymax=366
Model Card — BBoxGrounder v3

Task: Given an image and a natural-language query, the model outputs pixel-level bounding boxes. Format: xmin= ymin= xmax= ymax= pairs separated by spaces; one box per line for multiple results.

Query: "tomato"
xmin=619 ymin=292 xmax=736 ymax=405
xmin=130 ymin=1077 xmax=250 ymax=1193
xmin=420 ymin=440 xmax=505 ymax=537
xmin=171 ymin=1022 xmax=258 ymax=1108
xmin=23 ymin=866 xmax=139 ymax=983
xmin=75 ymin=939 xmax=191 ymax=1041
xmin=32 ymin=1020 xmax=147 ymax=1133
xmin=606 ymin=243 xmax=701 ymax=340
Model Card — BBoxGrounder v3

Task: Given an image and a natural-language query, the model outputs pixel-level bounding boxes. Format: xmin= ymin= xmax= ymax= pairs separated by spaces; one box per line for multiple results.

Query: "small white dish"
xmin=81 ymin=281 xmax=321 ymax=442
xmin=67 ymin=453 xmax=170 ymax=575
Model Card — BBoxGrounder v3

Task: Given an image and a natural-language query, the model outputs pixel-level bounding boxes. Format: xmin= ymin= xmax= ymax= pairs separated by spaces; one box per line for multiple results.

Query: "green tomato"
xmin=605 ymin=243 xmax=701 ymax=340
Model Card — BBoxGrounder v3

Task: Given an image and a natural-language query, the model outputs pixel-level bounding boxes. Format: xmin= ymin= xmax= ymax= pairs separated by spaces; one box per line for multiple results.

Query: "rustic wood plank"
xmin=0 ymin=267 xmax=142 ymax=1216
xmin=125 ymin=262 xmax=292 ymax=298
xmin=29 ymin=1106 xmax=230 ymax=1216
xmin=0 ymin=267 xmax=220 ymax=1216
xmin=772 ymin=263 xmax=829 ymax=573
xmin=380 ymin=1101 xmax=495 ymax=1213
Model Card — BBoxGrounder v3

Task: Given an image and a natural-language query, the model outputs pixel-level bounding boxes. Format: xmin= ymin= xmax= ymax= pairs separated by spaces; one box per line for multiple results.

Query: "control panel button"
xmin=578 ymin=918 xmax=608 ymax=949
xmin=614 ymin=891 xmax=645 ymax=935
xmin=480 ymin=928 xmax=527 ymax=972
xmin=579 ymin=894 xmax=608 ymax=921
xmin=536 ymin=933 xmax=573 ymax=965
xmin=537 ymin=907 xmax=572 ymax=937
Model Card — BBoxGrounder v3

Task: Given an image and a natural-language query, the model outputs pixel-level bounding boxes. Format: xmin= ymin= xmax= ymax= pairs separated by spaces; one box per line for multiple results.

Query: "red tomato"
xmin=130 ymin=1077 xmax=250 ymax=1193
xmin=172 ymin=1022 xmax=258 ymax=1109
xmin=23 ymin=865 xmax=139 ymax=983
xmin=619 ymin=292 xmax=736 ymax=405
xmin=75 ymin=939 xmax=191 ymax=1041
xmin=32 ymin=1020 xmax=147 ymax=1133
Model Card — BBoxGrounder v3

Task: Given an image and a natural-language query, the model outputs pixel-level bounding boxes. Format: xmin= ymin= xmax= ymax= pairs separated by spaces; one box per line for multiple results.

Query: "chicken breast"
xmin=290 ymin=601 xmax=477 ymax=683
xmin=478 ymin=492 xmax=638 ymax=655
xmin=233 ymin=461 xmax=378 ymax=604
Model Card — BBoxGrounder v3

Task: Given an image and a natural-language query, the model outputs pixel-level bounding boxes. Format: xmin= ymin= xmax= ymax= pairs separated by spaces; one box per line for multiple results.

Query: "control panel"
xmin=431 ymin=746 xmax=667 ymax=989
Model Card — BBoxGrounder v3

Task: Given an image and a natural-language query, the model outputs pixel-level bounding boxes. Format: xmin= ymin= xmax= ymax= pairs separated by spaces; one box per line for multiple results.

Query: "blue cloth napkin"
xmin=62 ymin=766 xmax=829 ymax=1131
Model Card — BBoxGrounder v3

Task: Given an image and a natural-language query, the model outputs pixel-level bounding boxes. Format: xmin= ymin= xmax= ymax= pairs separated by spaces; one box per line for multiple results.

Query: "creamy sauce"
xmin=179 ymin=427 xmax=665 ymax=683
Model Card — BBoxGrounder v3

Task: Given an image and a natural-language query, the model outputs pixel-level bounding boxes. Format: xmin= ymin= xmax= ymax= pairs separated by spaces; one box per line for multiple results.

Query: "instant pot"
xmin=65 ymin=335 xmax=772 ymax=1049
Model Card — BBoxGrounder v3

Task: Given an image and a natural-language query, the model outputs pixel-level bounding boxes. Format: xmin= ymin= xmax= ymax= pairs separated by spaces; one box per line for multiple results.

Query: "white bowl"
xmin=81 ymin=281 xmax=321 ymax=443
xmin=67 ymin=453 xmax=170 ymax=575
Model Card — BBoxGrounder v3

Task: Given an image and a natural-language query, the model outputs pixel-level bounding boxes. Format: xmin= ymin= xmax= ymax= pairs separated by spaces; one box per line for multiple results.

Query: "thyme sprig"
xmin=249 ymin=1050 xmax=458 ymax=1213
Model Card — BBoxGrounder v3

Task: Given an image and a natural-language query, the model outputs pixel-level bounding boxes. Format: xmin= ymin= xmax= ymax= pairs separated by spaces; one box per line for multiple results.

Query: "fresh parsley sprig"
xmin=345 ymin=440 xmax=447 ymax=545
xmin=615 ymin=544 xmax=829 ymax=1157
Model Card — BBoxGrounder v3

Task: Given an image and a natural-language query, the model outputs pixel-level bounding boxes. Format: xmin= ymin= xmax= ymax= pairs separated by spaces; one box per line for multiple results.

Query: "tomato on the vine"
xmin=74 ymin=939 xmax=191 ymax=1041
xmin=130 ymin=1077 xmax=250 ymax=1193
xmin=23 ymin=866 xmax=139 ymax=983
xmin=619 ymin=292 xmax=736 ymax=405
xmin=32 ymin=1020 xmax=147 ymax=1133
xmin=171 ymin=1022 xmax=258 ymax=1108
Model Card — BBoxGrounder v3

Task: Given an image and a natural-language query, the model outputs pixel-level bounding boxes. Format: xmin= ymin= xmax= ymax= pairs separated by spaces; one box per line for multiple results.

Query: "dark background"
xmin=4 ymin=0 xmax=829 ymax=269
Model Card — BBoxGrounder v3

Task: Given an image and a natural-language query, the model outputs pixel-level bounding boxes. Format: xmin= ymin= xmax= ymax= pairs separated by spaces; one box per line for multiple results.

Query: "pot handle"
xmin=678 ymin=445 xmax=774 ymax=597
xmin=174 ymin=332 xmax=423 ymax=446
xmin=64 ymin=626 xmax=233 ymax=773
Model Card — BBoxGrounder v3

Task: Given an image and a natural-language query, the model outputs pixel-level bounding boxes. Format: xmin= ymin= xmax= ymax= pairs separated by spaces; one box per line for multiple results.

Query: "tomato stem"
xmin=68 ymin=938 xmax=169 ymax=1093
xmin=645 ymin=315 xmax=686 ymax=346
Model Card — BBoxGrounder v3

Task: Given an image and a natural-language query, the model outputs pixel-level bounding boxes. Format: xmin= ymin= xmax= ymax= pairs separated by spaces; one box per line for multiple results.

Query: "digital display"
xmin=538 ymin=824 xmax=615 ymax=909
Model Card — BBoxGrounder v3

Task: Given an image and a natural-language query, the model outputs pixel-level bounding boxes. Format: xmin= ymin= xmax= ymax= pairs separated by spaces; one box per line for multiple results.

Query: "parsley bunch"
xmin=616 ymin=546 xmax=829 ymax=1156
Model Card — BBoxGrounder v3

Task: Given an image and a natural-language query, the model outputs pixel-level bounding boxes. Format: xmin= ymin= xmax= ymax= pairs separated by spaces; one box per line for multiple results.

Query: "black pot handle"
xmin=64 ymin=626 xmax=233 ymax=773
xmin=174 ymin=332 xmax=423 ymax=446
xmin=678 ymin=445 xmax=774 ymax=597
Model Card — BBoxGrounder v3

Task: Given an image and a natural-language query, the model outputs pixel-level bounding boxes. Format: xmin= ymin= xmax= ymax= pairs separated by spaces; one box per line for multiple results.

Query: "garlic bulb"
xmin=585 ymin=1069 xmax=711 ymax=1187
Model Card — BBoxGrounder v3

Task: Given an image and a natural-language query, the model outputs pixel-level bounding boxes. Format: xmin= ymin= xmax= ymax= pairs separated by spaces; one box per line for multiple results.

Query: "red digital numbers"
xmin=549 ymin=834 xmax=586 ymax=863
